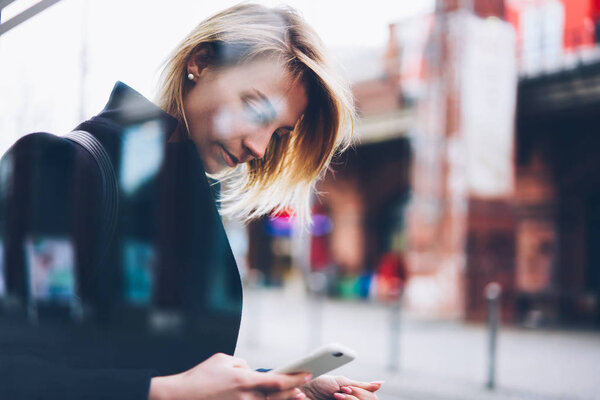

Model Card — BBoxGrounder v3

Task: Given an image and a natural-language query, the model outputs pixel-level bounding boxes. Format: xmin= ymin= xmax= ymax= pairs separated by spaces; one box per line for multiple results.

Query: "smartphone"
xmin=273 ymin=343 xmax=356 ymax=379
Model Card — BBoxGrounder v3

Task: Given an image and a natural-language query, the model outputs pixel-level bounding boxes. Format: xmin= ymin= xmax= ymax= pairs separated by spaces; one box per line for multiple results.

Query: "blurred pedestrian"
xmin=373 ymin=252 xmax=408 ymax=302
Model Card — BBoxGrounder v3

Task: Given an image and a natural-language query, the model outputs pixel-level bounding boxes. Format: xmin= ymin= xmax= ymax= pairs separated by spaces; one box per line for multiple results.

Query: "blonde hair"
xmin=156 ymin=3 xmax=354 ymax=225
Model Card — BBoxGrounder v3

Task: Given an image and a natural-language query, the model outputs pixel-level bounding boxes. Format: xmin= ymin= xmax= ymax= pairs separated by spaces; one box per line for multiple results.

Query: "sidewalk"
xmin=234 ymin=283 xmax=600 ymax=400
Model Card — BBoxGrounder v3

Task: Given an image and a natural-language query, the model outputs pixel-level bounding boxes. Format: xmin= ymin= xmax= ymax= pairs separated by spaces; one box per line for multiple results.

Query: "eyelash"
xmin=241 ymin=94 xmax=288 ymax=140
xmin=242 ymin=96 xmax=275 ymax=126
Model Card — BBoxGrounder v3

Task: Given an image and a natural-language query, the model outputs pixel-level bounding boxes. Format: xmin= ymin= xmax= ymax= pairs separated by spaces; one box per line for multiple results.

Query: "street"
xmin=235 ymin=281 xmax=600 ymax=400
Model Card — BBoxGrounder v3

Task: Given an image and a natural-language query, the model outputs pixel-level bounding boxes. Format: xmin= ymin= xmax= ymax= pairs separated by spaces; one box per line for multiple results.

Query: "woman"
xmin=151 ymin=4 xmax=381 ymax=399
xmin=0 ymin=3 xmax=381 ymax=400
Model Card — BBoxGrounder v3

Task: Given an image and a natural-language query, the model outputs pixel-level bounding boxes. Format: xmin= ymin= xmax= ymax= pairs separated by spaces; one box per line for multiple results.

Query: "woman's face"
xmin=183 ymin=58 xmax=308 ymax=174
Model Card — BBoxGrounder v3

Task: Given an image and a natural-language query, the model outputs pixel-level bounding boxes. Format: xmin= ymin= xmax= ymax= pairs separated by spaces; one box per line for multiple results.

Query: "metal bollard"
xmin=245 ymin=269 xmax=265 ymax=347
xmin=387 ymin=277 xmax=402 ymax=372
xmin=306 ymin=271 xmax=327 ymax=350
xmin=484 ymin=282 xmax=502 ymax=390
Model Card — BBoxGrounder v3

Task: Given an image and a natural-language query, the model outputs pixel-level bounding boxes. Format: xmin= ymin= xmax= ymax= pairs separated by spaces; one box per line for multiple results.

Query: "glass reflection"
xmin=0 ymin=239 xmax=5 ymax=297
xmin=122 ymin=238 xmax=155 ymax=305
xmin=120 ymin=120 xmax=165 ymax=196
xmin=25 ymin=236 xmax=76 ymax=302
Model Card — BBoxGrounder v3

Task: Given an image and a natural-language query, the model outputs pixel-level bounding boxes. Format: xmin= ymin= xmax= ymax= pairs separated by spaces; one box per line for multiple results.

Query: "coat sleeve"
xmin=0 ymin=354 xmax=154 ymax=400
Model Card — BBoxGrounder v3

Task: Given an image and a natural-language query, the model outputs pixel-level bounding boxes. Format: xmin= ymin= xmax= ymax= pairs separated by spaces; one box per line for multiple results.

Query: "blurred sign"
xmin=390 ymin=14 xmax=434 ymax=102
xmin=25 ymin=236 xmax=76 ymax=302
xmin=506 ymin=0 xmax=597 ymax=76
xmin=527 ymin=0 xmax=563 ymax=74
xmin=123 ymin=239 xmax=155 ymax=305
xmin=266 ymin=209 xmax=295 ymax=237
xmin=459 ymin=15 xmax=517 ymax=197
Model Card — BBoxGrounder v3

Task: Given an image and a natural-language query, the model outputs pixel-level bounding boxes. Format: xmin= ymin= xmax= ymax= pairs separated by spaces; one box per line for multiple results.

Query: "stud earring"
xmin=187 ymin=73 xmax=195 ymax=81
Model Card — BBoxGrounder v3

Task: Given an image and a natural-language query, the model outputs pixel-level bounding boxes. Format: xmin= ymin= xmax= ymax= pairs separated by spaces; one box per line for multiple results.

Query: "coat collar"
xmin=96 ymin=81 xmax=179 ymax=136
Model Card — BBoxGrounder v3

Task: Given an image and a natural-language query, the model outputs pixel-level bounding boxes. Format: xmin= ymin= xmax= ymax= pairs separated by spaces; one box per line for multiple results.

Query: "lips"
xmin=220 ymin=145 xmax=239 ymax=168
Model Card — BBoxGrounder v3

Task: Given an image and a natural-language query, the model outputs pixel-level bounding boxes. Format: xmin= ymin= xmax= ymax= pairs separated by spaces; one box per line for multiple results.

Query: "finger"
xmin=248 ymin=371 xmax=312 ymax=392
xmin=265 ymin=387 xmax=306 ymax=400
xmin=333 ymin=394 xmax=359 ymax=400
xmin=336 ymin=377 xmax=383 ymax=392
xmin=341 ymin=387 xmax=378 ymax=400
xmin=366 ymin=381 xmax=384 ymax=391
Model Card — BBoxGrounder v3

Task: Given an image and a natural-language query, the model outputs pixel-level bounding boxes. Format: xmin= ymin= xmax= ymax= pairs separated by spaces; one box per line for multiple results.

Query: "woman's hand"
xmin=149 ymin=353 xmax=311 ymax=400
xmin=300 ymin=375 xmax=382 ymax=400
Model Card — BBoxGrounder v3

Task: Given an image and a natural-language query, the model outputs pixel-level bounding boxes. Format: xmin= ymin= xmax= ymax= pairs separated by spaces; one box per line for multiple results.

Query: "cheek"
xmin=211 ymin=104 xmax=254 ymax=141
xmin=213 ymin=107 xmax=235 ymax=138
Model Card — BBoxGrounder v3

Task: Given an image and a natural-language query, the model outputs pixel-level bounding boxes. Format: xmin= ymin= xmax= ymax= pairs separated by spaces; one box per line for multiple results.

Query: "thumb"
xmin=248 ymin=371 xmax=312 ymax=392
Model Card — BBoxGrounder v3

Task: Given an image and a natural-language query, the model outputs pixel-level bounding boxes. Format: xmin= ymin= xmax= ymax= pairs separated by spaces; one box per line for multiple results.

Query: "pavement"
xmin=233 ymin=280 xmax=600 ymax=400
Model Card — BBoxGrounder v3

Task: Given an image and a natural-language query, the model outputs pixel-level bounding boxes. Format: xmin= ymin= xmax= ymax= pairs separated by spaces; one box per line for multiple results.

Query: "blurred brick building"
xmin=314 ymin=79 xmax=412 ymax=280
xmin=513 ymin=0 xmax=600 ymax=326
xmin=246 ymin=49 xmax=414 ymax=295
xmin=395 ymin=0 xmax=600 ymax=326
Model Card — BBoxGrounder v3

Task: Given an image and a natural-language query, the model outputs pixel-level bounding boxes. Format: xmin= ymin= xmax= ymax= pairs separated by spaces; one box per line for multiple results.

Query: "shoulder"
xmin=1 ymin=132 xmax=101 ymax=186
xmin=4 ymin=132 xmax=92 ymax=170
xmin=5 ymin=132 xmax=75 ymax=157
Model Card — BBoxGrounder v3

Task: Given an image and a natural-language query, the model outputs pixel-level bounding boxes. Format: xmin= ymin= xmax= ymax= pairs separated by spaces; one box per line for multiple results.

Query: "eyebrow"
xmin=252 ymin=89 xmax=296 ymax=131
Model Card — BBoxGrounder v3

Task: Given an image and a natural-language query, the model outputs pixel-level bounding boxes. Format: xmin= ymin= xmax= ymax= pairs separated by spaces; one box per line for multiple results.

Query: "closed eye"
xmin=241 ymin=91 xmax=276 ymax=126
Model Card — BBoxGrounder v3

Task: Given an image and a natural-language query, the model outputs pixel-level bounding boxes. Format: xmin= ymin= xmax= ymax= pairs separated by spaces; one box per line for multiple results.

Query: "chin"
xmin=204 ymin=164 xmax=221 ymax=175
xmin=204 ymin=160 xmax=229 ymax=175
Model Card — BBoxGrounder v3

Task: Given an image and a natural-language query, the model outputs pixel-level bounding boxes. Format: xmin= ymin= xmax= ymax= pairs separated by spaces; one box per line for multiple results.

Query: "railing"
xmin=0 ymin=0 xmax=63 ymax=37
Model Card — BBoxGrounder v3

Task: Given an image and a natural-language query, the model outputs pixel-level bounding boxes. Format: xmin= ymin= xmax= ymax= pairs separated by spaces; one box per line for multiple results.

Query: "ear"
xmin=187 ymin=43 xmax=215 ymax=78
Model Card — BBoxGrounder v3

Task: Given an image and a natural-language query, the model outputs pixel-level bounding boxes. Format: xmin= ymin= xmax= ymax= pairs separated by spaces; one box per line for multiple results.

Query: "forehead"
xmin=216 ymin=58 xmax=298 ymax=94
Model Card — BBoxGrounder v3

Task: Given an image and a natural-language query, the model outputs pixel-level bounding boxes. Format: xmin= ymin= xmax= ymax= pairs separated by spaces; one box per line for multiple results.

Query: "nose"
xmin=242 ymin=128 xmax=273 ymax=161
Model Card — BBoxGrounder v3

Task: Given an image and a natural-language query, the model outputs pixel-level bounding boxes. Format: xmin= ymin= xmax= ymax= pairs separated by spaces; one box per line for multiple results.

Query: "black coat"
xmin=0 ymin=82 xmax=243 ymax=399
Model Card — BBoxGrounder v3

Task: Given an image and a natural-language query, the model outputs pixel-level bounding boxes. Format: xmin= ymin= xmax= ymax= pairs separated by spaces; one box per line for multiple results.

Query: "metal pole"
xmin=484 ymin=282 xmax=502 ymax=390
xmin=245 ymin=269 xmax=265 ymax=347
xmin=0 ymin=0 xmax=63 ymax=37
xmin=0 ymin=0 xmax=18 ymax=11
xmin=306 ymin=271 xmax=326 ymax=350
xmin=388 ymin=291 xmax=401 ymax=371
xmin=387 ymin=277 xmax=402 ymax=372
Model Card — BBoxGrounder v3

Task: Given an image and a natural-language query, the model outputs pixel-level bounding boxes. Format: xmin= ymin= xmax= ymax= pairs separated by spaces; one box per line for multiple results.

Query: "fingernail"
xmin=294 ymin=391 xmax=305 ymax=400
xmin=371 ymin=380 xmax=385 ymax=385
xmin=304 ymin=374 xmax=313 ymax=382
xmin=333 ymin=394 xmax=345 ymax=400
xmin=340 ymin=386 xmax=353 ymax=394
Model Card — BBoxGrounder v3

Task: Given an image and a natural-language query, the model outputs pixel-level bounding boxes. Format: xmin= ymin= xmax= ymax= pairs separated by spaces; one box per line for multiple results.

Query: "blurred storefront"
xmin=246 ymin=46 xmax=414 ymax=299
xmin=513 ymin=0 xmax=600 ymax=326
xmin=402 ymin=0 xmax=600 ymax=326
xmin=401 ymin=0 xmax=519 ymax=320
xmin=484 ymin=0 xmax=600 ymax=327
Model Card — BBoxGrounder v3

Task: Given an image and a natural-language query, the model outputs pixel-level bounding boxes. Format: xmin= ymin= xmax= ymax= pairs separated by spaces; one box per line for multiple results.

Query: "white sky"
xmin=0 ymin=0 xmax=434 ymax=154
